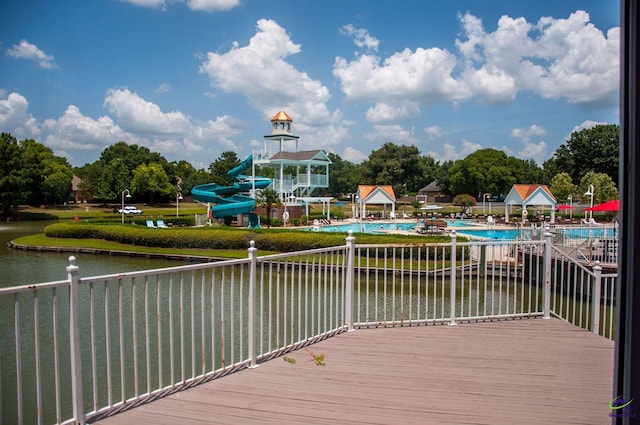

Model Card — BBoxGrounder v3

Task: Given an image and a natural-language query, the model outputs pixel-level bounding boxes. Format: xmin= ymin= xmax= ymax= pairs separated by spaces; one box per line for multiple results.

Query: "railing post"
xmin=345 ymin=231 xmax=355 ymax=332
xmin=543 ymin=230 xmax=553 ymax=319
xmin=449 ymin=231 xmax=457 ymax=326
xmin=67 ymin=256 xmax=85 ymax=424
xmin=248 ymin=241 xmax=258 ymax=367
xmin=591 ymin=261 xmax=602 ymax=335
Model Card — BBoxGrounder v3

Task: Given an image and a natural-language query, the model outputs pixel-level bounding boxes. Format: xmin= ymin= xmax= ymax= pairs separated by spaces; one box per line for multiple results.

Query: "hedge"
xmin=43 ymin=222 xmax=457 ymax=253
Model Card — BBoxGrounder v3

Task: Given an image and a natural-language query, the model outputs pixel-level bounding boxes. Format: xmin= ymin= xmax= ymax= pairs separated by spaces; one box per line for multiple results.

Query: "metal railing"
xmin=0 ymin=231 xmax=617 ymax=424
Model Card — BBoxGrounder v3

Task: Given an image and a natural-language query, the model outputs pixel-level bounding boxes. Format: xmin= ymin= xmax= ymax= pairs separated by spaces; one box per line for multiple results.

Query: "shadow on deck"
xmin=94 ymin=318 xmax=614 ymax=425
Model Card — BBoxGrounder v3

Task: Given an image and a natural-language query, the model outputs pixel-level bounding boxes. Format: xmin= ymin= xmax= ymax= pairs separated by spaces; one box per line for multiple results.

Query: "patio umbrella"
xmin=584 ymin=199 xmax=620 ymax=212
xmin=556 ymin=204 xmax=574 ymax=210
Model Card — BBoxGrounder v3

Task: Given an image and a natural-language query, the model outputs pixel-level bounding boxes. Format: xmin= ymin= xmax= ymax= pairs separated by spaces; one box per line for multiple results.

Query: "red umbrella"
xmin=556 ymin=204 xmax=574 ymax=210
xmin=584 ymin=199 xmax=620 ymax=212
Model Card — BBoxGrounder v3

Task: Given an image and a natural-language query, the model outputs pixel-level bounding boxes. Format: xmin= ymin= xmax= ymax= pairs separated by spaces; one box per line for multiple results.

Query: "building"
xmin=253 ymin=111 xmax=332 ymax=218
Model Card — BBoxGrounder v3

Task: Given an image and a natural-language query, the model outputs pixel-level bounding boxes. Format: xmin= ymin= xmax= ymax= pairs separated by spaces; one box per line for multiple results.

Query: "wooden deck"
xmin=94 ymin=318 xmax=614 ymax=425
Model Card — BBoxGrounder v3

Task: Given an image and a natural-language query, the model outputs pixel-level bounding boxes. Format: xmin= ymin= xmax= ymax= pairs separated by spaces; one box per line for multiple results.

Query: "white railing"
xmin=0 ymin=231 xmax=617 ymax=424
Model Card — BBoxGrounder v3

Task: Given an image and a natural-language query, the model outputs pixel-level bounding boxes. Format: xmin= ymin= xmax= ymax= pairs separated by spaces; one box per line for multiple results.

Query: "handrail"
xmin=0 ymin=231 xmax=616 ymax=425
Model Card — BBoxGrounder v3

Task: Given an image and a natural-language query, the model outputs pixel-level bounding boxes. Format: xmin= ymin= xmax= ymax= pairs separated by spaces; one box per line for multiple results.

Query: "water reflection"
xmin=0 ymin=221 xmax=193 ymax=288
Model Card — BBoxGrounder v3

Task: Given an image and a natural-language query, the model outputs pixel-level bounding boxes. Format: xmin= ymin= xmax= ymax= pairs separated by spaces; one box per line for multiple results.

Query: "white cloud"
xmin=0 ymin=92 xmax=41 ymax=138
xmin=456 ymin=10 xmax=619 ymax=107
xmin=340 ymin=25 xmax=379 ymax=52
xmin=120 ymin=0 xmax=165 ymax=8
xmin=187 ymin=0 xmax=240 ymax=12
xmin=365 ymin=102 xmax=420 ymax=124
xmin=3 ymin=89 xmax=251 ymax=166
xmin=120 ymin=0 xmax=239 ymax=11
xmin=6 ymin=40 xmax=57 ymax=69
xmin=43 ymin=105 xmax=127 ymax=151
xmin=510 ymin=124 xmax=547 ymax=142
xmin=154 ymin=83 xmax=171 ymax=93
xmin=342 ymin=146 xmax=368 ymax=163
xmin=425 ymin=125 xmax=442 ymax=141
xmin=429 ymin=139 xmax=482 ymax=162
xmin=570 ymin=119 xmax=607 ymax=134
xmin=200 ymin=19 xmax=348 ymax=150
xmin=334 ymin=47 xmax=469 ymax=104
xmin=334 ymin=10 xmax=618 ymax=114
xmin=104 ymin=88 xmax=191 ymax=135
xmin=364 ymin=124 xmax=417 ymax=145
xmin=510 ymin=124 xmax=548 ymax=162
xmin=518 ymin=140 xmax=547 ymax=161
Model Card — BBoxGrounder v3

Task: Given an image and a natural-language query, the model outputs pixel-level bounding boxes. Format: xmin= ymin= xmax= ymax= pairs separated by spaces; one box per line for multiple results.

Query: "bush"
xmin=43 ymin=222 xmax=460 ymax=253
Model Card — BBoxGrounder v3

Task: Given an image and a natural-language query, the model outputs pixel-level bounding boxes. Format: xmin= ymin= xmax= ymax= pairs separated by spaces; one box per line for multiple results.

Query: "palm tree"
xmin=255 ymin=188 xmax=282 ymax=228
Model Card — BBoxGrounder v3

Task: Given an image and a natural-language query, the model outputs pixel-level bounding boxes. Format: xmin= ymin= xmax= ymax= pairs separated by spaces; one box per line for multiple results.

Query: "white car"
xmin=118 ymin=205 xmax=143 ymax=214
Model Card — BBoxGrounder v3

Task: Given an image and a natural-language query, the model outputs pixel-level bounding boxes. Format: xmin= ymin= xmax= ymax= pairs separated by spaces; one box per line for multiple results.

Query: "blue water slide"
xmin=191 ymin=155 xmax=272 ymax=218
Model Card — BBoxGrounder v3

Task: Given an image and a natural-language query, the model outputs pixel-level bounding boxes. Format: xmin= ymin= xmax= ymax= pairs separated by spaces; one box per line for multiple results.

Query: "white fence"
xmin=0 ymin=231 xmax=617 ymax=424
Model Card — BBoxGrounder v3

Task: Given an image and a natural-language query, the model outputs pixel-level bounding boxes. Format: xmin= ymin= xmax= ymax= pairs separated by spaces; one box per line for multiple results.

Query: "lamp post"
xmin=349 ymin=192 xmax=357 ymax=219
xmin=176 ymin=192 xmax=183 ymax=218
xmin=484 ymin=193 xmax=491 ymax=215
xmin=567 ymin=194 xmax=573 ymax=220
xmin=121 ymin=189 xmax=131 ymax=224
xmin=584 ymin=184 xmax=594 ymax=220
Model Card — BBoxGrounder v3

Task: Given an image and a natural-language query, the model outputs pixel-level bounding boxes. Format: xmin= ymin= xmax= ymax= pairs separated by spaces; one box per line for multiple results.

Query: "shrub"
xmin=43 ymin=223 xmax=464 ymax=254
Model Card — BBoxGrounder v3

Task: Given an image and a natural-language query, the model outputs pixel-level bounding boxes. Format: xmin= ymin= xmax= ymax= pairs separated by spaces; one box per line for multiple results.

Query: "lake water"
xmin=0 ymin=221 xmax=192 ymax=288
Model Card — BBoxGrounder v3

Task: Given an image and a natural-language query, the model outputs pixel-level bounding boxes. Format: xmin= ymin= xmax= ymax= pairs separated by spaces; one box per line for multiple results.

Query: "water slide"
xmin=191 ymin=155 xmax=272 ymax=218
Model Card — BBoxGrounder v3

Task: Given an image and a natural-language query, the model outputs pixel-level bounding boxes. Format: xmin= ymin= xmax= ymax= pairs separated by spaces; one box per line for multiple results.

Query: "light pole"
xmin=349 ymin=192 xmax=357 ymax=219
xmin=484 ymin=193 xmax=491 ymax=215
xmin=567 ymin=195 xmax=573 ymax=220
xmin=121 ymin=189 xmax=131 ymax=224
xmin=584 ymin=184 xmax=594 ymax=220
xmin=176 ymin=192 xmax=183 ymax=218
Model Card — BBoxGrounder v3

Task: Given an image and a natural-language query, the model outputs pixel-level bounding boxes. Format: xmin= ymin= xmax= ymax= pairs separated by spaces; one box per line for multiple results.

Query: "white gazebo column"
xmin=505 ymin=204 xmax=510 ymax=222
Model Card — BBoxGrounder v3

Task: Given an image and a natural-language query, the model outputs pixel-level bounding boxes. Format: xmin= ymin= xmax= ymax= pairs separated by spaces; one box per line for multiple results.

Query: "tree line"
xmin=0 ymin=124 xmax=619 ymax=218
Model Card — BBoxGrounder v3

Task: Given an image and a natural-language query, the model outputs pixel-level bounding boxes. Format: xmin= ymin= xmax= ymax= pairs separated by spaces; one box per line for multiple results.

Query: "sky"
xmin=0 ymin=0 xmax=620 ymax=169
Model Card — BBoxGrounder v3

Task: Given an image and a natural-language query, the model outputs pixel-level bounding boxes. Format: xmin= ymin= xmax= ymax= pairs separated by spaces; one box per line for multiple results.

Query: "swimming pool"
xmin=311 ymin=221 xmax=522 ymax=240
xmin=454 ymin=229 xmax=521 ymax=240
xmin=445 ymin=219 xmax=477 ymax=227
xmin=315 ymin=222 xmax=418 ymax=233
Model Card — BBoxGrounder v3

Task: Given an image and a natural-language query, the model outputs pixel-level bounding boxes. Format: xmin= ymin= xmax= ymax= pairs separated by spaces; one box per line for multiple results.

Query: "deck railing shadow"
xmin=0 ymin=230 xmax=617 ymax=425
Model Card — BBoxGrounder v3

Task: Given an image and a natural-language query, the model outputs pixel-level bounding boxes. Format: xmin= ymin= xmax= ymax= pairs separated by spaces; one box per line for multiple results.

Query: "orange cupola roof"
xmin=271 ymin=110 xmax=293 ymax=122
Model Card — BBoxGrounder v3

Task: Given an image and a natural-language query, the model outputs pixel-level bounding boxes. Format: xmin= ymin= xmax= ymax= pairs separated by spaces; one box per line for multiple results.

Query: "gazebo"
xmin=356 ymin=185 xmax=396 ymax=219
xmin=504 ymin=184 xmax=557 ymax=223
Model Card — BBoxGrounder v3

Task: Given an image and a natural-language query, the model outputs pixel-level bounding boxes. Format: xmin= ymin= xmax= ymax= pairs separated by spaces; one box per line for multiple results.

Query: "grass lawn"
xmin=12 ymin=233 xmax=272 ymax=259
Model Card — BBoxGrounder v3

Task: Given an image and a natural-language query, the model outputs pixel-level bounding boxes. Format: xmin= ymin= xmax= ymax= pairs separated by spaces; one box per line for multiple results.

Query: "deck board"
xmin=93 ymin=318 xmax=614 ymax=425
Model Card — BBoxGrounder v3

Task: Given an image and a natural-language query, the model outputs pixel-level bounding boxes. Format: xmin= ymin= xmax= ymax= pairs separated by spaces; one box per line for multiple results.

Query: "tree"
xmin=255 ymin=187 xmax=282 ymax=229
xmin=131 ymin=163 xmax=174 ymax=204
xmin=544 ymin=124 xmax=619 ymax=184
xmin=449 ymin=149 xmax=516 ymax=198
xmin=452 ymin=194 xmax=476 ymax=212
xmin=0 ymin=133 xmax=22 ymax=217
xmin=100 ymin=141 xmax=173 ymax=178
xmin=92 ymin=158 xmax=131 ymax=202
xmin=578 ymin=171 xmax=618 ymax=204
xmin=77 ymin=141 xmax=176 ymax=203
xmin=327 ymin=152 xmax=361 ymax=197
xmin=359 ymin=143 xmax=427 ymax=196
xmin=549 ymin=173 xmax=575 ymax=204
xmin=434 ymin=160 xmax=454 ymax=195
xmin=41 ymin=159 xmax=73 ymax=204
xmin=209 ymin=151 xmax=241 ymax=186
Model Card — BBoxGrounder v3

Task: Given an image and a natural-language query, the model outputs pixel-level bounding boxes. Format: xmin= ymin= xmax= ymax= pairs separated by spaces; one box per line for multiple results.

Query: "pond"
xmin=0 ymin=221 xmax=193 ymax=288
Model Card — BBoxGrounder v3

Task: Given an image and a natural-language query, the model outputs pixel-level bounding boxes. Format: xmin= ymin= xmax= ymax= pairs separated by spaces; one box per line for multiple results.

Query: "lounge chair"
xmin=156 ymin=220 xmax=168 ymax=228
xmin=146 ymin=220 xmax=156 ymax=228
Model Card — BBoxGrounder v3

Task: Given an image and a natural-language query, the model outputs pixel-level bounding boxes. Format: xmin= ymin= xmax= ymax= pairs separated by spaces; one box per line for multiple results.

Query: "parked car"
xmin=118 ymin=205 xmax=143 ymax=214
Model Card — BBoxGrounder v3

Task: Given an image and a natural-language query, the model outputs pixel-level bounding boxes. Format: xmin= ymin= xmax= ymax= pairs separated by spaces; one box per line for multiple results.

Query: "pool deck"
xmin=94 ymin=318 xmax=615 ymax=425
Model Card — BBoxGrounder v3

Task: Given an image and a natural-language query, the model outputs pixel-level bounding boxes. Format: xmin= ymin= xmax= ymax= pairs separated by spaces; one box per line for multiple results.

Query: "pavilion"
xmin=503 ymin=184 xmax=557 ymax=223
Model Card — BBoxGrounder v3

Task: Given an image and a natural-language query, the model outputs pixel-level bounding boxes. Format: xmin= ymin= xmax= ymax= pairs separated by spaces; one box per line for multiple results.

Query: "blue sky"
xmin=0 ymin=0 xmax=619 ymax=168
